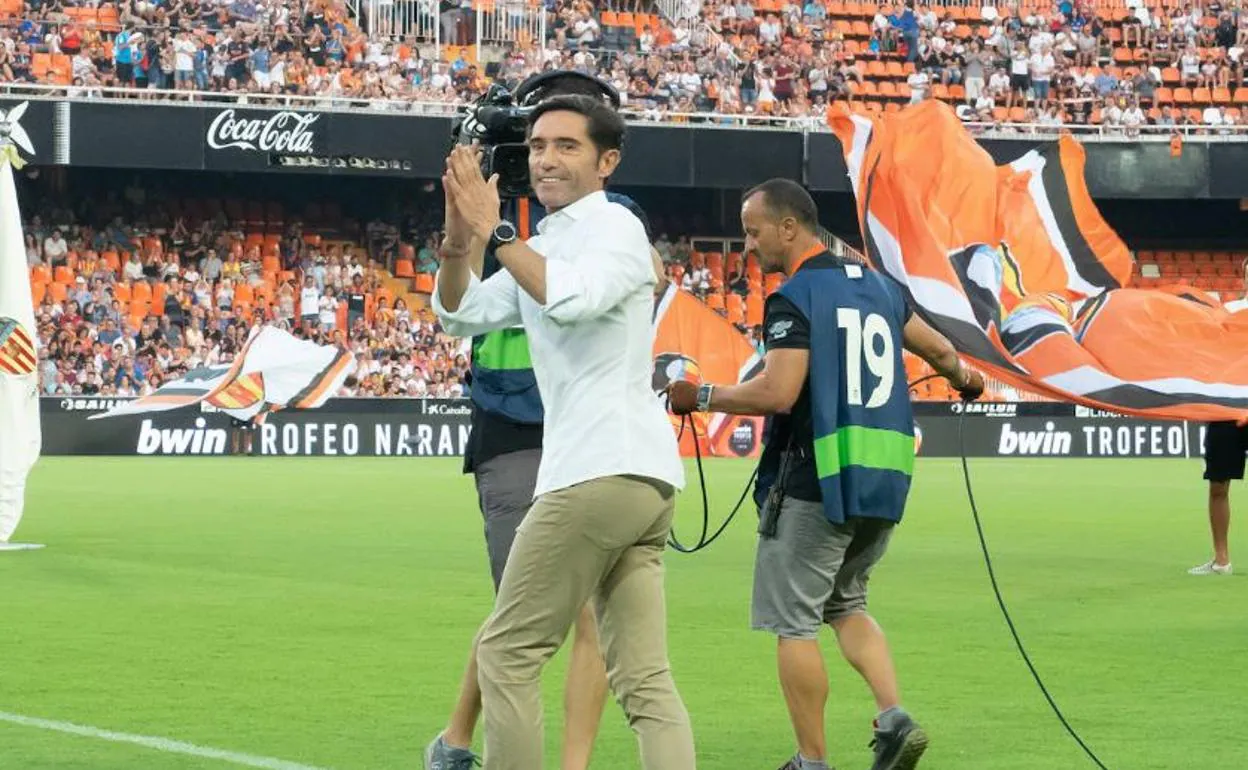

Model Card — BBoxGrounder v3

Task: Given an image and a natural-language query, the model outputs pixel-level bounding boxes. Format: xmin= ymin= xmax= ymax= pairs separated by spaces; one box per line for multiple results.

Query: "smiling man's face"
xmin=526 ymin=109 xmax=618 ymax=212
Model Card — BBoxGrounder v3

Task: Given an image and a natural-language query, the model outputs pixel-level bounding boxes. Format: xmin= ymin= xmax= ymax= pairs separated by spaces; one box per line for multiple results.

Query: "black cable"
xmin=664 ymin=373 xmax=1112 ymax=766
xmin=667 ymin=372 xmax=943 ymax=554
xmin=957 ymin=412 xmax=1112 ymax=770
xmin=665 ymin=372 xmax=945 ymax=554
xmin=667 ymin=412 xmax=756 ymax=553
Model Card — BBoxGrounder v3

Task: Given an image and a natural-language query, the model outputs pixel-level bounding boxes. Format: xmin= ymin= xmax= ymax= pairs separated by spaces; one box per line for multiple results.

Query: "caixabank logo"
xmin=421 ymin=400 xmax=472 ymax=416
xmin=1074 ymin=404 xmax=1127 ymax=418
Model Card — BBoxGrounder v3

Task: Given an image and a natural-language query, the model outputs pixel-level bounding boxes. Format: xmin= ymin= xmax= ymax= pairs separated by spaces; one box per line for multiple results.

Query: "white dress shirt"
xmin=433 ymin=190 xmax=685 ymax=498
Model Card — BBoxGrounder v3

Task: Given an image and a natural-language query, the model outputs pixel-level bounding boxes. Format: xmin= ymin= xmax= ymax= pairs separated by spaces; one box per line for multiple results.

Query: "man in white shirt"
xmin=1203 ymin=104 xmax=1224 ymax=128
xmin=299 ymin=275 xmax=320 ymax=328
xmin=1122 ymin=99 xmax=1146 ymax=136
xmin=433 ymin=94 xmax=696 ymax=770
xmin=173 ymin=31 xmax=197 ymax=89
xmin=906 ymin=70 xmax=929 ymax=104
xmin=42 ymin=229 xmax=68 ymax=265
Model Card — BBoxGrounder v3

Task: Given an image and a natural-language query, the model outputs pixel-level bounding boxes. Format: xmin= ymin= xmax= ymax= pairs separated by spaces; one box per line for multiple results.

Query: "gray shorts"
xmin=474 ymin=448 xmax=541 ymax=591
xmin=752 ymin=496 xmax=895 ymax=640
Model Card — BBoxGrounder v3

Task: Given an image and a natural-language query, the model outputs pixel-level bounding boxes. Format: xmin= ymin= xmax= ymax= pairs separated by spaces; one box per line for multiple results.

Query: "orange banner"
xmin=652 ymin=284 xmax=765 ymax=457
xmin=828 ymin=101 xmax=1248 ymax=423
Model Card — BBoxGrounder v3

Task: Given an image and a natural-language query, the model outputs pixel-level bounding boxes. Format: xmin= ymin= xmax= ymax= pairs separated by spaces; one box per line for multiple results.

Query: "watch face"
xmin=495 ymin=222 xmax=517 ymax=241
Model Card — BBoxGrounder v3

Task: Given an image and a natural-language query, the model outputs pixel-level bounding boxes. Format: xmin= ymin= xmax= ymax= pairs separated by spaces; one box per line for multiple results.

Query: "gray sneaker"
xmin=424 ymin=733 xmax=480 ymax=770
xmin=869 ymin=715 xmax=928 ymax=770
xmin=775 ymin=756 xmax=836 ymax=770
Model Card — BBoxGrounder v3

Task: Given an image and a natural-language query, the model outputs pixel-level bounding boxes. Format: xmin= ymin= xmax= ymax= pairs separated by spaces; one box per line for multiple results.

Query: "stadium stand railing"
xmin=5 ymin=0 xmax=1248 ymax=131
xmin=3 ymin=83 xmax=1248 ymax=137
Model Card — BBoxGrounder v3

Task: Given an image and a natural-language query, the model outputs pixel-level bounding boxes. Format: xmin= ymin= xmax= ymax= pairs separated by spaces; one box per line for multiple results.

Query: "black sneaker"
xmin=869 ymin=715 xmax=928 ymax=770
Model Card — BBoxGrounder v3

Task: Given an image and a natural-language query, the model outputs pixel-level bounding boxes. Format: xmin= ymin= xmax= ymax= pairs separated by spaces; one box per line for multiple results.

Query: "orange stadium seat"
xmin=745 ymin=292 xmax=764 ymax=327
xmin=726 ymin=294 xmax=745 ymax=325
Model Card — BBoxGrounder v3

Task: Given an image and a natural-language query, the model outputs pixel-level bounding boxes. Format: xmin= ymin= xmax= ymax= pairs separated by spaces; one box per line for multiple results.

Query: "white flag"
xmin=0 ymin=126 xmax=42 ymax=544
xmin=91 ymin=325 xmax=356 ymax=422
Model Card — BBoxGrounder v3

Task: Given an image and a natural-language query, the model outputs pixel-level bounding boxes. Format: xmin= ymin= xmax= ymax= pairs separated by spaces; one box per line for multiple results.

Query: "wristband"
xmin=695 ymin=383 xmax=714 ymax=412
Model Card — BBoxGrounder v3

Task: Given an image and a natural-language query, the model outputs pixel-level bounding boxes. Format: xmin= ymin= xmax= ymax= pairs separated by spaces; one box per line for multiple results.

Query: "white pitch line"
xmin=0 ymin=710 xmax=334 ymax=770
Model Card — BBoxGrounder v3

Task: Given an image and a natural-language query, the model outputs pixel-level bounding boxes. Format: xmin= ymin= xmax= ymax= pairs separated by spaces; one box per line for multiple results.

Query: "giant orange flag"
xmin=652 ymin=283 xmax=765 ymax=457
xmin=827 ymin=101 xmax=1248 ymax=422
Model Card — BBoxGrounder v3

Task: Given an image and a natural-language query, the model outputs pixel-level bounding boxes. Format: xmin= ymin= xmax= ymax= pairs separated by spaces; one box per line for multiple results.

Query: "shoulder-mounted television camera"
xmin=450 ymin=71 xmax=623 ymax=200
xmin=451 ymin=83 xmax=534 ymax=199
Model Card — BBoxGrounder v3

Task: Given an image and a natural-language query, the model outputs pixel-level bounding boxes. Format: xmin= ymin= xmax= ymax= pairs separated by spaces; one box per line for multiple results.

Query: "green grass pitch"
xmin=1 ymin=456 xmax=1243 ymax=769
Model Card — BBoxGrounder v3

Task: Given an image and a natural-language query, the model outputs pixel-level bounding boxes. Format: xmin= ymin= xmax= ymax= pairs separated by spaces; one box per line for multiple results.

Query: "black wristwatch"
xmin=489 ymin=220 xmax=518 ymax=251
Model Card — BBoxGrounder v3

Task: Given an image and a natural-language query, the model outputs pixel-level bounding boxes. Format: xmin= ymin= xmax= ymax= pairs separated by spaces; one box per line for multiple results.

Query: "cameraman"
xmin=668 ymin=180 xmax=984 ymax=770
xmin=425 ymin=71 xmax=659 ymax=770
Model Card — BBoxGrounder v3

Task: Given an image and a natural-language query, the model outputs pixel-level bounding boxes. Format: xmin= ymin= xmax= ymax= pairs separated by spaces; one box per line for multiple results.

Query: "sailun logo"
xmin=997 ymin=421 xmax=1073 ymax=456
xmin=137 ymin=417 xmax=228 ymax=455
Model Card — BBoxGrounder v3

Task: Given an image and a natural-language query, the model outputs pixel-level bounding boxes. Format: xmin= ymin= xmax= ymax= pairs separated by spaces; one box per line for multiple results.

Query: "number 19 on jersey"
xmin=837 ymin=308 xmax=895 ymax=408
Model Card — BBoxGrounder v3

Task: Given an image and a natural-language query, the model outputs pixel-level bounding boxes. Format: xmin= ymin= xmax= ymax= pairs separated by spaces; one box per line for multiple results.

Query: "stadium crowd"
xmin=0 ymin=0 xmax=1245 ymax=129
xmin=20 ymin=178 xmax=786 ymax=399
xmin=22 ymin=197 xmax=481 ymax=399
xmin=20 ymin=173 xmax=769 ymax=400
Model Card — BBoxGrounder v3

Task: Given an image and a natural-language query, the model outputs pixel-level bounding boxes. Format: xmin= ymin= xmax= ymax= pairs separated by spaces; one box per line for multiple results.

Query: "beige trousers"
xmin=476 ymin=474 xmax=696 ymax=770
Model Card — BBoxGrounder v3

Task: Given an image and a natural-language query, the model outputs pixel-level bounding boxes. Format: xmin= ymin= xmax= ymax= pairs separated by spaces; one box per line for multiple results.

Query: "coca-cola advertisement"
xmin=206 ymin=108 xmax=322 ymax=155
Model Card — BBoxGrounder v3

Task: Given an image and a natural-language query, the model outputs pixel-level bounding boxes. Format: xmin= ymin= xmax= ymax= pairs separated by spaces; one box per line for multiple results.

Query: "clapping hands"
xmin=442 ymin=145 xmax=501 ymax=255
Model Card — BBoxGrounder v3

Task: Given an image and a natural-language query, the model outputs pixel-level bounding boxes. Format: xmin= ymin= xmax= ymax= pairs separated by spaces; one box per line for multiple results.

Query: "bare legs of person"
xmin=1208 ymin=481 xmax=1232 ymax=567
xmin=440 ymin=603 xmax=607 ymax=770
xmin=775 ymin=613 xmax=925 ymax=770
xmin=1190 ymin=481 xmax=1233 ymax=575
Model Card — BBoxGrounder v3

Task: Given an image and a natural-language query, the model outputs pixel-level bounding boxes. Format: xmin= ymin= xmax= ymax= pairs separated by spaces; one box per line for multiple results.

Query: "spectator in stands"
xmin=24 ymin=233 xmax=40 ymax=266
xmin=415 ymin=235 xmax=439 ymax=273
xmin=345 ymin=274 xmax=366 ymax=328
xmin=318 ymin=287 xmax=338 ymax=331
xmin=906 ymin=65 xmax=928 ymax=103
xmin=300 ymin=274 xmax=320 ymax=327
xmin=43 ymin=228 xmax=68 ymax=266
xmin=963 ymin=41 xmax=989 ymax=104
xmin=683 ymin=260 xmax=711 ymax=297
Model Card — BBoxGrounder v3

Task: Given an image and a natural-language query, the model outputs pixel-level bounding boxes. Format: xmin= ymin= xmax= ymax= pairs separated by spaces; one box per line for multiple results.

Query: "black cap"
xmin=515 ymin=70 xmax=622 ymax=109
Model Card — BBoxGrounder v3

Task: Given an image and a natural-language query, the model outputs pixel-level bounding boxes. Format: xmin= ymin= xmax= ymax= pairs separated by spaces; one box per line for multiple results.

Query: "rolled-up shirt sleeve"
xmin=541 ymin=207 xmax=654 ymax=325
xmin=432 ymin=266 xmax=522 ymax=338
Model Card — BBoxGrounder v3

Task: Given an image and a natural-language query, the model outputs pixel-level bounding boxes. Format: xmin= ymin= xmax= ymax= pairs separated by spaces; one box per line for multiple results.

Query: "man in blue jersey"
xmin=425 ymin=71 xmax=655 ymax=770
xmin=668 ymin=179 xmax=985 ymax=770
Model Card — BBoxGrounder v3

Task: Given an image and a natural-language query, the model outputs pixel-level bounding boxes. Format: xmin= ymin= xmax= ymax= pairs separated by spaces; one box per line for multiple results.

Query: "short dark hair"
xmin=527 ymin=94 xmax=626 ymax=156
xmin=743 ymin=178 xmax=819 ymax=232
